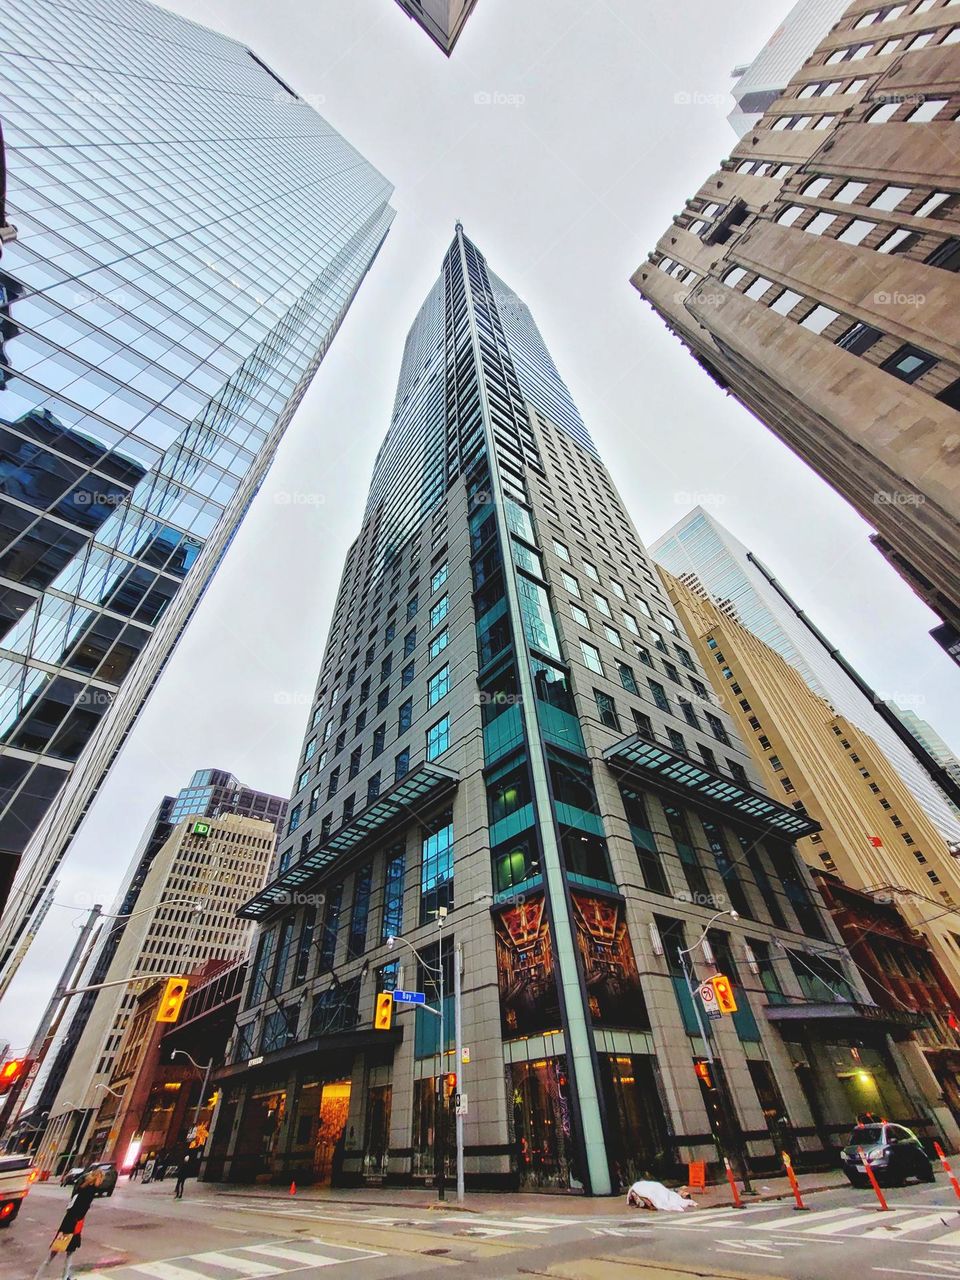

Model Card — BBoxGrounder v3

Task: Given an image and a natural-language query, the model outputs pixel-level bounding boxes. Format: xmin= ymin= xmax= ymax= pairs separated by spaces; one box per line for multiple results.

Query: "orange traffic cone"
xmin=289 ymin=1181 xmax=296 ymax=1196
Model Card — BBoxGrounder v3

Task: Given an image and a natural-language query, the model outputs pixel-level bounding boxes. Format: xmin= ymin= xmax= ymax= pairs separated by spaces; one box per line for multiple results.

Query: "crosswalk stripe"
xmin=131 ymin=1264 xmax=224 ymax=1280
xmin=193 ymin=1251 xmax=282 ymax=1276
xmin=928 ymin=1224 xmax=960 ymax=1246
xmin=242 ymin=1244 xmax=341 ymax=1267
xmin=861 ymin=1212 xmax=957 ymax=1239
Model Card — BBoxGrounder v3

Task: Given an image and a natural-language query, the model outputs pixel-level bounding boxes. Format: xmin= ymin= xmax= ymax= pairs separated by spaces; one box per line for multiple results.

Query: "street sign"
xmin=455 ymin=1091 xmax=468 ymax=1116
xmin=698 ymin=981 xmax=721 ymax=1021
xmin=461 ymin=1046 xmax=470 ymax=1064
xmin=392 ymin=990 xmax=426 ymax=1004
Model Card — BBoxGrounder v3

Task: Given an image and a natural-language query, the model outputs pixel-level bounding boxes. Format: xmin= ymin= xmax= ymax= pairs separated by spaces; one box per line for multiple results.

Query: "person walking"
xmin=33 ymin=1168 xmax=104 ymax=1278
xmin=174 ymin=1149 xmax=197 ymax=1199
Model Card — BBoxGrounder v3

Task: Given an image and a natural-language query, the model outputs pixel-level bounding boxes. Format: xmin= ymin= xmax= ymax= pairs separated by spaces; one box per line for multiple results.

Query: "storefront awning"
xmin=238 ymin=763 xmax=459 ymax=921
xmin=214 ymin=1024 xmax=403 ymax=1083
xmin=603 ymin=733 xmax=819 ymax=839
xmin=764 ymin=999 xmax=928 ymax=1041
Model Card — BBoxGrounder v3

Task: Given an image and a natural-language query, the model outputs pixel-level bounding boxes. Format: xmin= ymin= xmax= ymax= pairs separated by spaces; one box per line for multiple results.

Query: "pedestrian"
xmin=174 ymin=1149 xmax=198 ymax=1199
xmin=33 ymin=1168 xmax=104 ymax=1278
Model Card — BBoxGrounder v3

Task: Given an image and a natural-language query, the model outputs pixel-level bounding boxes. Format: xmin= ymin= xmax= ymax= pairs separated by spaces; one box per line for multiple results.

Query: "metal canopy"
xmin=763 ymin=1000 xmax=927 ymax=1040
xmin=603 ymin=733 xmax=819 ymax=839
xmin=238 ymin=762 xmax=459 ymax=921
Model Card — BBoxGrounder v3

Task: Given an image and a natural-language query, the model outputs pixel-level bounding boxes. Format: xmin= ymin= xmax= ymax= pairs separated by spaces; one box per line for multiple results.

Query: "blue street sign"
xmin=392 ymin=990 xmax=426 ymax=1004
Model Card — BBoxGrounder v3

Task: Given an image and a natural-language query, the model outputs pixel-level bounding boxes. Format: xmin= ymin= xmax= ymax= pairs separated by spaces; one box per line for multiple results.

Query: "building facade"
xmin=728 ymin=0 xmax=853 ymax=135
xmin=210 ymin=227 xmax=941 ymax=1196
xmin=663 ymin=567 xmax=960 ymax=1021
xmin=25 ymin=770 xmax=284 ymax=1135
xmin=0 ymin=0 xmax=395 ymax=963
xmin=814 ymin=872 xmax=960 ymax=1127
xmin=894 ymin=705 xmax=960 ymax=805
xmin=392 ymin=0 xmax=480 ymax=54
xmin=36 ymin=809 xmax=277 ymax=1174
xmin=633 ymin=0 xmax=960 ymax=641
xmin=652 ymin=507 xmax=960 ymax=843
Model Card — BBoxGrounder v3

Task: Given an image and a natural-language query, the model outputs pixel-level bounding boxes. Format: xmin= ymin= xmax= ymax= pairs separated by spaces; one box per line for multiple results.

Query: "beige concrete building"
xmin=35 ymin=812 xmax=275 ymax=1173
xmin=633 ymin=0 xmax=960 ymax=643
xmin=663 ymin=566 xmax=960 ymax=995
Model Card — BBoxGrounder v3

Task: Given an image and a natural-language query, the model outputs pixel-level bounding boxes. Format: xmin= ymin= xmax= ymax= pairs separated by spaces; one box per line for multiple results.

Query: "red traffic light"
xmin=0 ymin=1058 xmax=28 ymax=1093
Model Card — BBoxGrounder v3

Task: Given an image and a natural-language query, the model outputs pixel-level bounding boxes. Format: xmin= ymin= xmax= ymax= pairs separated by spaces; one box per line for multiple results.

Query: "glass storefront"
xmin=507 ymin=1058 xmax=578 ymax=1190
xmin=598 ymin=1054 xmax=675 ymax=1188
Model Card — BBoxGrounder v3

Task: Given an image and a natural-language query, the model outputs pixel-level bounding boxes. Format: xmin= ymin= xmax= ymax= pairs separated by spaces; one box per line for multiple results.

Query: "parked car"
xmin=0 ymin=1154 xmax=36 ymax=1227
xmin=840 ymin=1122 xmax=935 ymax=1187
xmin=60 ymin=1161 xmax=117 ymax=1196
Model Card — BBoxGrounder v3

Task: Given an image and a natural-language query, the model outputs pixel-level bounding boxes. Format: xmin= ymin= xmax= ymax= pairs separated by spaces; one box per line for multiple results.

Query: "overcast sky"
xmin=3 ymin=0 xmax=958 ymax=1054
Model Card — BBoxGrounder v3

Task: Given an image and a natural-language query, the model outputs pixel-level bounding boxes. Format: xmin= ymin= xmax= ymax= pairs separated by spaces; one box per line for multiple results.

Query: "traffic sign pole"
xmin=454 ymin=942 xmax=464 ymax=1205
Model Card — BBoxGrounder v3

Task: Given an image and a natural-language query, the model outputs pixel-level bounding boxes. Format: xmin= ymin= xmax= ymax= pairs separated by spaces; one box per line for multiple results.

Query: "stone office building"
xmin=211 ymin=228 xmax=938 ymax=1195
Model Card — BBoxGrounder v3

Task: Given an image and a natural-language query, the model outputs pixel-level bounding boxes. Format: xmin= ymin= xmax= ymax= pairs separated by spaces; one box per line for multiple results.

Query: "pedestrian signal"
xmin=374 ymin=991 xmax=393 ymax=1031
xmin=710 ymin=973 xmax=738 ymax=1014
xmin=156 ymin=977 xmax=189 ymax=1023
xmin=0 ymin=1058 xmax=27 ymax=1093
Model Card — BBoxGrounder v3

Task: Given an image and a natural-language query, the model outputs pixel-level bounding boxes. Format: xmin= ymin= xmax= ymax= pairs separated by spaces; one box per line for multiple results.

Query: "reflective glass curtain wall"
xmin=0 ymin=0 xmax=394 ymax=968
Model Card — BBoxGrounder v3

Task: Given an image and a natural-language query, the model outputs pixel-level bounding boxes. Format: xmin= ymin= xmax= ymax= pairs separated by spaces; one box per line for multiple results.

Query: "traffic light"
xmin=156 ymin=976 xmax=189 ymax=1023
xmin=0 ymin=1058 xmax=27 ymax=1094
xmin=373 ymin=991 xmax=393 ymax=1031
xmin=694 ymin=1060 xmax=713 ymax=1089
xmin=710 ymin=973 xmax=738 ymax=1015
xmin=443 ymin=1072 xmax=457 ymax=1099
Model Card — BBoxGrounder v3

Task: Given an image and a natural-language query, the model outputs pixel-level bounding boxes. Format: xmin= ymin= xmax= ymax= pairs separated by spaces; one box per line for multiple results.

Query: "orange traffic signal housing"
xmin=373 ymin=991 xmax=393 ymax=1031
xmin=710 ymin=973 xmax=738 ymax=1015
xmin=156 ymin=976 xmax=189 ymax=1023
xmin=0 ymin=1058 xmax=28 ymax=1093
xmin=443 ymin=1072 xmax=457 ymax=1098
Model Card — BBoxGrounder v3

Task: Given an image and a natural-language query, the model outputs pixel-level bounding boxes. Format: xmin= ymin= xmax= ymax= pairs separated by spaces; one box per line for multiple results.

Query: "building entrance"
xmin=314 ymin=1080 xmax=351 ymax=1185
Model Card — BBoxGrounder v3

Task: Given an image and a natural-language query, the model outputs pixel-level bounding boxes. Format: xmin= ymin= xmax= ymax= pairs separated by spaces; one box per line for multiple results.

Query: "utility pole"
xmin=435 ymin=908 xmax=446 ymax=1202
xmin=0 ymin=903 xmax=102 ymax=1140
xmin=454 ymin=941 xmax=464 ymax=1205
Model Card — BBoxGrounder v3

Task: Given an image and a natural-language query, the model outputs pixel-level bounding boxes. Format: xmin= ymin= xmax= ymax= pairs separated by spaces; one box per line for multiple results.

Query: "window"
xmin=802 ymin=176 xmax=830 ymax=196
xmin=553 ymin=539 xmax=570 ymax=561
xmin=800 ymin=304 xmax=839 ymax=333
xmin=771 ymin=289 xmax=803 ymax=315
xmin=404 ymin=628 xmax=417 ymax=657
xmin=421 ymin=811 xmax=454 ymax=923
xmin=705 ymin=712 xmax=730 ymax=745
xmin=667 ymin=728 xmax=686 ymax=753
xmin=610 ymin=580 xmax=626 ymax=600
xmin=837 ymin=218 xmax=875 ymax=244
xmin=700 ymin=743 xmax=717 ymax=770
xmin=806 ymin=211 xmax=837 ymax=235
xmin=426 ymin=715 xmax=450 ymax=760
xmin=429 ymin=628 xmax=448 ymax=659
xmin=398 ymin=698 xmax=413 ymax=732
xmin=583 ymin=560 xmax=600 ymax=581
xmin=561 ymin=572 xmax=581 ymax=598
xmin=394 ymin=749 xmax=410 ymax=781
xmin=382 ymin=844 xmax=405 ymax=941
xmin=327 ymin=766 xmax=340 ymax=799
xmin=349 ymin=746 xmax=362 ymax=779
xmin=880 ymin=343 xmax=937 ymax=383
xmin=914 ymin=190 xmax=951 ymax=219
xmin=430 ymin=596 xmax=448 ymax=628
xmin=581 ymin=641 xmax=603 ymax=674
xmin=649 ymin=679 xmax=670 ymax=713
xmin=836 ymin=322 xmax=882 ymax=354
xmin=366 ymin=772 xmax=381 ymax=804
xmin=595 ymin=689 xmax=620 ymax=729
xmin=428 ymin=664 xmax=450 ymax=706
xmin=431 ymin=564 xmax=448 ymax=591
xmin=407 ymin=596 xmax=418 ymax=620
xmin=632 ymin=709 xmax=654 ymax=738
xmin=869 ymin=184 xmax=910 ymax=211
xmin=593 ymin=593 xmax=612 ymax=617
xmin=603 ymin=625 xmax=623 ymax=649
xmin=347 ymin=864 xmax=373 ymax=958
xmin=926 ymin=236 xmax=960 ymax=271
xmin=377 ymin=685 xmax=390 ymax=712
xmin=571 ymin=603 xmax=591 ymax=629
xmin=866 ymin=101 xmax=898 ymax=123
xmin=402 ymin=660 xmax=415 ymax=687
xmin=618 ymin=662 xmax=639 ymax=694
xmin=622 ymin=611 xmax=640 ymax=635
xmin=907 ymin=98 xmax=948 ymax=122
xmin=834 ymin=180 xmax=868 ymax=204
xmin=317 ymin=883 xmax=343 ymax=970
xmin=380 ymin=654 xmax=393 ymax=681
xmin=679 ymin=698 xmax=699 ymax=729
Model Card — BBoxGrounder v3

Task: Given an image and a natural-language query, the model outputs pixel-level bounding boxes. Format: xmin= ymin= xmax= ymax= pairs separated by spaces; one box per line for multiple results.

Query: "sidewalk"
xmin=192 ymin=1168 xmax=846 ymax=1215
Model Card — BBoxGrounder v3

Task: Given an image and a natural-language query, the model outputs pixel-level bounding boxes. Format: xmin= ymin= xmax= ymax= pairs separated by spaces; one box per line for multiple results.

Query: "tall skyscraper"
xmin=663 ymin=566 xmax=960 ymax=1009
xmin=893 ymin=705 xmax=960 ymax=802
xmin=0 ymin=0 xmax=395 ymax=963
xmin=22 ymin=769 xmax=285 ymax=1132
xmin=393 ymin=0 xmax=481 ymax=54
xmin=37 ymin=804 xmax=279 ymax=1172
xmin=209 ymin=227 xmax=939 ymax=1196
xmin=652 ymin=507 xmax=960 ymax=845
xmin=633 ymin=1 xmax=960 ymax=645
xmin=727 ymin=0 xmax=852 ymax=135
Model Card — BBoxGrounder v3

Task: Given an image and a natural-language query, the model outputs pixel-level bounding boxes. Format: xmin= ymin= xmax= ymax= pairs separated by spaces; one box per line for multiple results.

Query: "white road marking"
xmin=192 ymin=1251 xmax=283 ymax=1276
xmin=861 ymin=1212 xmax=957 ymax=1239
xmin=243 ymin=1243 xmax=378 ymax=1266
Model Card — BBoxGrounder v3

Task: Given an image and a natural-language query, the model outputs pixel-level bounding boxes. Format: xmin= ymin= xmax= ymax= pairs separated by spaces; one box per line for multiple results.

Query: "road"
xmin=3 ymin=1176 xmax=960 ymax=1280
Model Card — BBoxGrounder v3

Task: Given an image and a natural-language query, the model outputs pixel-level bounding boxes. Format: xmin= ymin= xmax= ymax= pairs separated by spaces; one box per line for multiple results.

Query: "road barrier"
xmin=781 ymin=1151 xmax=809 ymax=1211
xmin=857 ymin=1147 xmax=889 ymax=1212
xmin=723 ymin=1157 xmax=744 ymax=1208
xmin=934 ymin=1143 xmax=960 ymax=1204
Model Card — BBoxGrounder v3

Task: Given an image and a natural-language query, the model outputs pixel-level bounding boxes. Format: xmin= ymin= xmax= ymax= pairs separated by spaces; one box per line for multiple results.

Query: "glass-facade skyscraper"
xmin=651 ymin=508 xmax=960 ymax=844
xmin=213 ymin=228 xmax=939 ymax=1195
xmin=0 ymin=0 xmax=395 ymax=968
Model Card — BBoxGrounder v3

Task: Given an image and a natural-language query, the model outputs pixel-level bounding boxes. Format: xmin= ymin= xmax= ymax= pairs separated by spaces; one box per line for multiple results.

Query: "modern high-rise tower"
xmin=652 ymin=507 xmax=960 ymax=845
xmin=0 ymin=0 xmax=395 ymax=964
xmin=214 ymin=228 xmax=944 ymax=1195
xmin=633 ymin=0 xmax=960 ymax=647
xmin=392 ymin=0 xmax=481 ymax=54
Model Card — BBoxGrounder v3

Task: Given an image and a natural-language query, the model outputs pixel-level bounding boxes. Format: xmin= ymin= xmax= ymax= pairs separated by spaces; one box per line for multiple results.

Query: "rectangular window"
xmin=649 ymin=679 xmax=670 ymax=713
xmin=595 ymin=689 xmax=620 ymax=729
xmin=581 ymin=640 xmax=603 ymax=674
xmin=593 ymin=593 xmax=611 ymax=617
xmin=382 ymin=843 xmax=405 ymax=941
xmin=428 ymin=664 xmax=450 ymax=706
xmin=705 ymin=711 xmax=730 ymax=745
xmin=430 ymin=596 xmax=449 ymax=628
xmin=317 ymin=883 xmax=343 ymax=970
xmin=349 ymin=746 xmax=362 ymax=779
xmin=431 ymin=564 xmax=448 ymax=591
xmin=404 ymin=628 xmax=417 ymax=656
xmin=429 ymin=628 xmax=449 ymax=659
xmin=398 ymin=698 xmax=413 ymax=732
xmin=618 ymin=662 xmax=639 ymax=694
xmin=407 ymin=596 xmax=419 ymax=620
xmin=402 ymin=660 xmax=415 ymax=686
xmin=571 ymin=604 xmax=591 ymax=628
xmin=366 ymin=772 xmax=381 ymax=804
xmin=553 ymin=539 xmax=570 ymax=561
xmin=421 ymin=811 xmax=454 ymax=923
xmin=347 ymin=863 xmax=373 ymax=958
xmin=561 ymin=572 xmax=581 ymax=598
xmin=395 ymin=749 xmax=410 ymax=782
xmin=426 ymin=715 xmax=451 ymax=760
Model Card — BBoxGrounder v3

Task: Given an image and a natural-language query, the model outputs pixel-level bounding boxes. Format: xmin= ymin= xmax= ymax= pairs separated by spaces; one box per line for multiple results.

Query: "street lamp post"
xmin=676 ymin=908 xmax=753 ymax=1193
xmin=171 ymin=1050 xmax=214 ymax=1128
xmin=387 ymin=909 xmax=464 ymax=1204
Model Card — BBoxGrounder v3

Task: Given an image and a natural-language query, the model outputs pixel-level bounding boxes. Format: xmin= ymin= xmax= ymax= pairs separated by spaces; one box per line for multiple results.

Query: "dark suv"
xmin=840 ymin=1123 xmax=935 ymax=1187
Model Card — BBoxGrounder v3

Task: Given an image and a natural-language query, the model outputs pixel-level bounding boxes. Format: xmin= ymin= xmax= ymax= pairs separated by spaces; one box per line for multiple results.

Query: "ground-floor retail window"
xmin=507 ymin=1057 xmax=579 ymax=1190
xmin=412 ymin=1077 xmax=454 ymax=1178
xmin=364 ymin=1085 xmax=392 ymax=1177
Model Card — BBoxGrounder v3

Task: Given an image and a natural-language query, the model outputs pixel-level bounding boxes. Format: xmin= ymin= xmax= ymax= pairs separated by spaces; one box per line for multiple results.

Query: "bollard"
xmin=934 ymin=1143 xmax=960 ymax=1204
xmin=724 ymin=1157 xmax=744 ymax=1208
xmin=857 ymin=1148 xmax=889 ymax=1212
xmin=289 ymin=1181 xmax=297 ymax=1196
xmin=781 ymin=1151 xmax=809 ymax=1211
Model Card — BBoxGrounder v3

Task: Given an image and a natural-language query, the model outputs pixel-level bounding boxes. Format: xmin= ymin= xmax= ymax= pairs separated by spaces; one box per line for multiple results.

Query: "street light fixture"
xmin=170 ymin=1050 xmax=215 ymax=1128
xmin=675 ymin=909 xmax=753 ymax=1192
